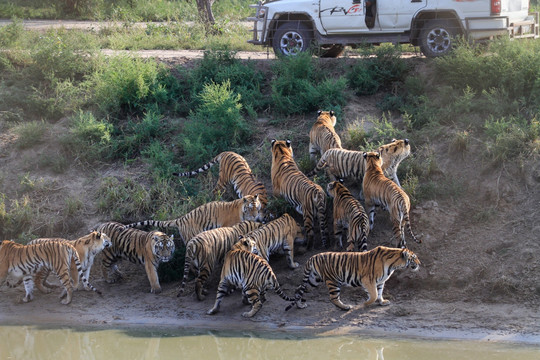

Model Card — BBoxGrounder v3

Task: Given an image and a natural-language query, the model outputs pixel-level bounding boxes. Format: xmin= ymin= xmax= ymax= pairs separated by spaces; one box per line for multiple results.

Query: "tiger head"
xmin=240 ymin=194 xmax=264 ymax=223
xmin=378 ymin=139 xmax=411 ymax=168
xmin=317 ymin=110 xmax=337 ymax=127
xmin=271 ymin=139 xmax=294 ymax=159
xmin=400 ymin=248 xmax=421 ymax=271
xmin=85 ymin=231 xmax=112 ymax=252
xmin=233 ymin=235 xmax=258 ymax=255
xmin=326 ymin=180 xmax=347 ymax=199
xmin=151 ymin=232 xmax=175 ymax=263
xmin=362 ymin=151 xmax=383 ymax=172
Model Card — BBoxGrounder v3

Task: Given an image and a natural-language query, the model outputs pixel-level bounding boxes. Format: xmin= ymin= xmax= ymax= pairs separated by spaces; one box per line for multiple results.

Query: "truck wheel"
xmin=419 ymin=20 xmax=458 ymax=58
xmin=272 ymin=22 xmax=312 ymax=56
xmin=319 ymin=44 xmax=345 ymax=58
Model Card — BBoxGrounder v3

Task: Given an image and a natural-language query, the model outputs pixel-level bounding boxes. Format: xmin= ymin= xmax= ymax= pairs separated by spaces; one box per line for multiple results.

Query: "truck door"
xmin=319 ymin=0 xmax=369 ymax=33
xmin=376 ymin=0 xmax=427 ymax=31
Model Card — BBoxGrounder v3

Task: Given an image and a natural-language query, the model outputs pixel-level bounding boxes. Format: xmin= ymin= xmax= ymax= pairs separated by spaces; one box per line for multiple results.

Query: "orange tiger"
xmin=243 ymin=213 xmax=303 ymax=269
xmin=362 ymin=151 xmax=420 ymax=248
xmin=172 ymin=151 xmax=268 ymax=207
xmin=286 ymin=246 xmax=420 ymax=311
xmin=125 ymin=195 xmax=264 ymax=245
xmin=271 ymin=139 xmax=328 ymax=249
xmin=327 ymin=181 xmax=370 ymax=252
xmin=96 ymin=222 xmax=175 ymax=294
xmin=207 ymin=239 xmax=295 ymax=318
xmin=0 ymin=240 xmax=101 ymax=304
xmin=177 ymin=220 xmax=263 ymax=300
xmin=309 ymin=110 xmax=342 ymax=162
xmin=26 ymin=231 xmax=111 ymax=293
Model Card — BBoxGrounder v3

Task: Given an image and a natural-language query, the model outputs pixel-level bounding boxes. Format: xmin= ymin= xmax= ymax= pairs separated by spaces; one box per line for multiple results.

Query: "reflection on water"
xmin=0 ymin=325 xmax=538 ymax=360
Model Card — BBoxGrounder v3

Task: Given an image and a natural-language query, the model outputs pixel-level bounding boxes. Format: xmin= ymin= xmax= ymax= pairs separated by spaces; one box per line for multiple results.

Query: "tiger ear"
xmin=271 ymin=139 xmax=276 ymax=146
xmin=363 ymin=152 xmax=367 ymax=159
xmin=338 ymin=178 xmax=344 ymax=184
xmin=330 ymin=110 xmax=335 ymax=116
xmin=392 ymin=138 xmax=397 ymax=142
xmin=317 ymin=110 xmax=322 ymax=116
xmin=405 ymin=138 xmax=409 ymax=145
xmin=375 ymin=152 xmax=380 ymax=159
xmin=286 ymin=139 xmax=291 ymax=147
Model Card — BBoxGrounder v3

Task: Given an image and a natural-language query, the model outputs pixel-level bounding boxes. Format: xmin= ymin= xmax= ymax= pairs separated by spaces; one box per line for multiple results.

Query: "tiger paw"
xmin=378 ymin=299 xmax=391 ymax=306
xmin=150 ymin=287 xmax=162 ymax=294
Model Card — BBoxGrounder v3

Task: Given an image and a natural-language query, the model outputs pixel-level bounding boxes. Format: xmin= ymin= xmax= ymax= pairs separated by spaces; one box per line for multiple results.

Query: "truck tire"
xmin=272 ymin=21 xmax=312 ymax=56
xmin=419 ymin=20 xmax=458 ymax=58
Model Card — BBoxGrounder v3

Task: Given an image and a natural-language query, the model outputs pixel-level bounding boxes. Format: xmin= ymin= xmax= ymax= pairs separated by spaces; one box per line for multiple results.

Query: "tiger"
xmin=18 ymin=231 xmax=112 ymax=293
xmin=0 ymin=240 xmax=102 ymax=305
xmin=96 ymin=222 xmax=175 ymax=294
xmin=243 ymin=213 xmax=303 ymax=269
xmin=206 ymin=241 xmax=295 ymax=318
xmin=271 ymin=139 xmax=328 ymax=249
xmin=177 ymin=220 xmax=264 ymax=300
xmin=172 ymin=151 xmax=268 ymax=208
xmin=286 ymin=246 xmax=420 ymax=311
xmin=125 ymin=195 xmax=264 ymax=246
xmin=362 ymin=151 xmax=420 ymax=248
xmin=307 ymin=139 xmax=411 ymax=187
xmin=309 ymin=110 xmax=342 ymax=162
xmin=326 ymin=181 xmax=370 ymax=252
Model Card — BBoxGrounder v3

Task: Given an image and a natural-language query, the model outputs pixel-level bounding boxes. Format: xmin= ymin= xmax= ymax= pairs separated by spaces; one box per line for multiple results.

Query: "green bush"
xmin=14 ymin=120 xmax=48 ymax=149
xmin=61 ymin=111 xmax=113 ymax=162
xmin=180 ymin=80 xmax=250 ymax=167
xmin=484 ymin=116 xmax=539 ymax=162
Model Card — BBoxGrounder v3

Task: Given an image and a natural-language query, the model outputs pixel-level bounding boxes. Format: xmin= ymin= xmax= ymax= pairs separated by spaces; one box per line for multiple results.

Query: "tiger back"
xmin=97 ymin=222 xmax=175 ymax=294
xmin=362 ymin=151 xmax=420 ymax=248
xmin=27 ymin=231 xmax=112 ymax=293
xmin=309 ymin=110 xmax=342 ymax=161
xmin=287 ymin=246 xmax=420 ymax=311
xmin=327 ymin=181 xmax=370 ymax=252
xmin=207 ymin=246 xmax=295 ymax=318
xmin=177 ymin=220 xmax=264 ymax=300
xmin=243 ymin=213 xmax=303 ymax=269
xmin=172 ymin=151 xmax=268 ymax=208
xmin=0 ymin=240 xmax=101 ymax=305
xmin=271 ymin=139 xmax=328 ymax=249
xmin=125 ymin=195 xmax=264 ymax=245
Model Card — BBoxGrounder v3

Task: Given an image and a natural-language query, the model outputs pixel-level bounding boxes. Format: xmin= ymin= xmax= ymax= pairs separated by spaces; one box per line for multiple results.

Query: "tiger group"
xmin=0 ymin=110 xmax=421 ymax=318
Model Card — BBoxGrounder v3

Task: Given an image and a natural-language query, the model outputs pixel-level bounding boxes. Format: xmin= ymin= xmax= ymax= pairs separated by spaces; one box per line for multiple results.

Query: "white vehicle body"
xmin=248 ymin=0 xmax=538 ymax=57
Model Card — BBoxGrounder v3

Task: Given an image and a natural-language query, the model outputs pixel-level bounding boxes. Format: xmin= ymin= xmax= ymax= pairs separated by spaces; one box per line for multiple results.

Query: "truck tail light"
xmin=491 ymin=0 xmax=501 ymax=15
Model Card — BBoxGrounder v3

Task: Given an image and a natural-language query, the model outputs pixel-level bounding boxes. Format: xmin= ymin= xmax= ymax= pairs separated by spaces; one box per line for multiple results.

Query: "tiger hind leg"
xmin=34 ymin=269 xmax=55 ymax=294
xmin=326 ymin=280 xmax=352 ymax=310
xmin=242 ymin=288 xmax=264 ymax=318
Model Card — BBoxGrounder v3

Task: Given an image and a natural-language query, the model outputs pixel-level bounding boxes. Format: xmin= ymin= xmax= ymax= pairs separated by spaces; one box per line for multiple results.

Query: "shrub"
xmin=61 ymin=111 xmax=113 ymax=162
xmin=14 ymin=120 xmax=48 ymax=149
xmin=180 ymin=80 xmax=250 ymax=167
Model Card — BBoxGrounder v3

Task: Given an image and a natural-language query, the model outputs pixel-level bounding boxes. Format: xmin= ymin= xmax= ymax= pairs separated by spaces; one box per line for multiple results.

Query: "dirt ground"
xmin=1 ymin=52 xmax=539 ymax=344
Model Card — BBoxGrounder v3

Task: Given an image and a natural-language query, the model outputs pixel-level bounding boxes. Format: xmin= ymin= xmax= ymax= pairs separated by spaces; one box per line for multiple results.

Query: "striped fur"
xmin=362 ymin=151 xmax=420 ymax=248
xmin=172 ymin=151 xmax=268 ymax=207
xmin=125 ymin=195 xmax=264 ymax=245
xmin=271 ymin=139 xmax=328 ymax=249
xmin=327 ymin=181 xmax=370 ymax=252
xmin=177 ymin=220 xmax=264 ymax=300
xmin=26 ymin=231 xmax=112 ymax=292
xmin=307 ymin=139 xmax=411 ymax=187
xmin=287 ymin=246 xmax=420 ymax=311
xmin=207 ymin=246 xmax=295 ymax=318
xmin=309 ymin=110 xmax=342 ymax=161
xmin=0 ymin=240 xmax=101 ymax=304
xmin=96 ymin=222 xmax=175 ymax=294
xmin=244 ymin=213 xmax=304 ymax=269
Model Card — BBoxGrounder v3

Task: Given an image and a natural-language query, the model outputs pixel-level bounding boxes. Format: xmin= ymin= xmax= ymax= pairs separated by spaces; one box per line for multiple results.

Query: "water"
xmin=0 ymin=325 xmax=538 ymax=360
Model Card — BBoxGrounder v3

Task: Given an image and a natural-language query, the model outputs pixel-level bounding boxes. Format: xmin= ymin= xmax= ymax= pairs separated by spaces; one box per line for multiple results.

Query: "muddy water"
xmin=0 ymin=326 xmax=538 ymax=359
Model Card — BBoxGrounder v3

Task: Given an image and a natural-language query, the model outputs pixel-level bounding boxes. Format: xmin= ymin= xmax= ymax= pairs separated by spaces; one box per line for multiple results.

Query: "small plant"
xmin=14 ymin=120 xmax=47 ymax=149
xmin=450 ymin=130 xmax=471 ymax=154
xmin=61 ymin=111 xmax=113 ymax=162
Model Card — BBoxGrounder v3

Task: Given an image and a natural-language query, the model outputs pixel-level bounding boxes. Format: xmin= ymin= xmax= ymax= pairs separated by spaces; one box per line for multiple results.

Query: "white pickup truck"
xmin=248 ymin=0 xmax=538 ymax=57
